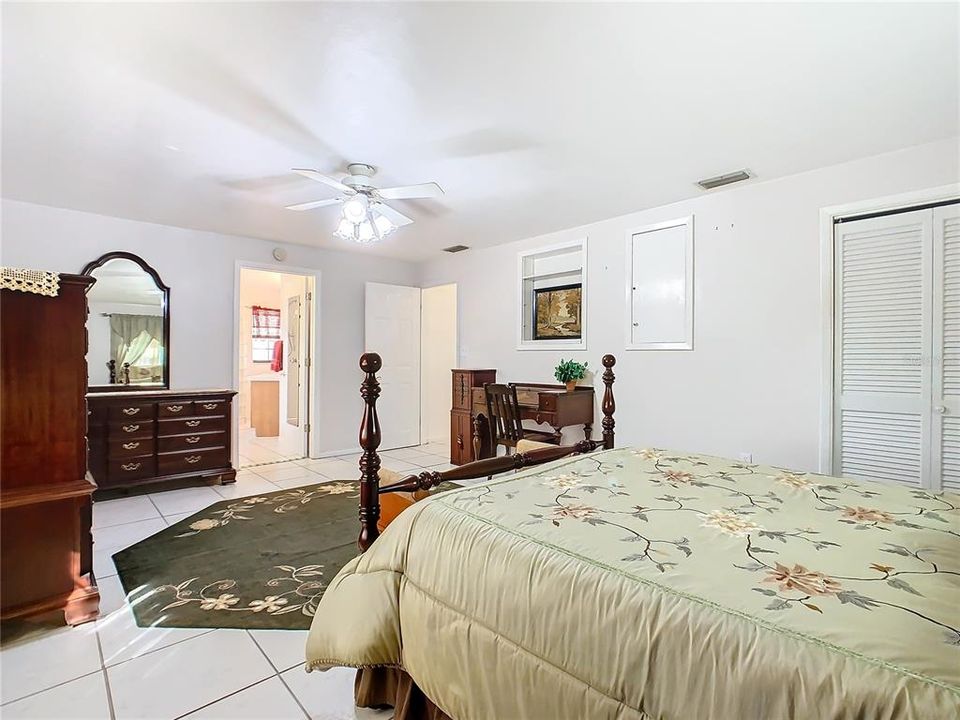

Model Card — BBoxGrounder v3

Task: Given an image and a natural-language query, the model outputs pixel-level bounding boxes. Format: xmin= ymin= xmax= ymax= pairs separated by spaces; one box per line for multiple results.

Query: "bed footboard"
xmin=356 ymin=354 xmax=617 ymax=552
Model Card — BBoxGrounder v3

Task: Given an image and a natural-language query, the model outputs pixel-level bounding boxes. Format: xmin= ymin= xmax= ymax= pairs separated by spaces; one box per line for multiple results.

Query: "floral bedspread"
xmin=306 ymin=449 xmax=960 ymax=719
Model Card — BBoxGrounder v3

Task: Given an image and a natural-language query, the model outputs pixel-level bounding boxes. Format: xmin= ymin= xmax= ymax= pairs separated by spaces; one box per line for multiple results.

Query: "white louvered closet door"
xmin=834 ymin=209 xmax=932 ymax=487
xmin=932 ymin=204 xmax=960 ymax=492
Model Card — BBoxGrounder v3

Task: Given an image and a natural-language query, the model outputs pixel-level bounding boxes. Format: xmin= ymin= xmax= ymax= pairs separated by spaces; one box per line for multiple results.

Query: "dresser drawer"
xmin=109 ymin=420 xmax=155 ymax=440
xmin=158 ymin=432 xmax=225 ymax=453
xmin=109 ymin=403 xmax=155 ymax=421
xmin=159 ymin=401 xmax=193 ymax=418
xmin=194 ymin=399 xmax=229 ymax=417
xmin=108 ymin=455 xmax=155 ymax=481
xmin=108 ymin=437 xmax=156 ymax=457
xmin=158 ymin=416 xmax=226 ymax=436
xmin=159 ymin=448 xmax=228 ymax=475
xmin=539 ymin=393 xmax=557 ymax=411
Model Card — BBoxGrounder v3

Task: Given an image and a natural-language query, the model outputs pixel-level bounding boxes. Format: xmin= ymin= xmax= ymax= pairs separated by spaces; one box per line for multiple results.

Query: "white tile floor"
xmin=0 ymin=443 xmax=455 ymax=720
xmin=238 ymin=427 xmax=308 ymax=468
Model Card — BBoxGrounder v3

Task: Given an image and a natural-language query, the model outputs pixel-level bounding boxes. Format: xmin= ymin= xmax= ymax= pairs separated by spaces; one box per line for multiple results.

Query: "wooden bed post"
xmin=601 ymin=354 xmax=616 ymax=450
xmin=358 ymin=352 xmax=383 ymax=552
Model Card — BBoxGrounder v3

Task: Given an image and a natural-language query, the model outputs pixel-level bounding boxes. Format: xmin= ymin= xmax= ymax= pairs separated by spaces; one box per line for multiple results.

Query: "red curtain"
xmin=251 ymin=306 xmax=281 ymax=339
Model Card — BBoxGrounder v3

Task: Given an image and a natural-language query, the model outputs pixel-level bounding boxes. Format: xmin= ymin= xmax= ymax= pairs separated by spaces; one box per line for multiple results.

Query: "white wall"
xmin=417 ymin=138 xmax=960 ymax=471
xmin=0 ymin=199 xmax=419 ymax=455
xmin=420 ymin=283 xmax=458 ymax=444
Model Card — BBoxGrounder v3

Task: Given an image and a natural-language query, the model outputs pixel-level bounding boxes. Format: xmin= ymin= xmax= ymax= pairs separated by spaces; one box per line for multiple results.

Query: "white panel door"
xmin=833 ymin=209 xmax=932 ymax=487
xmin=365 ymin=282 xmax=421 ymax=450
xmin=932 ymin=205 xmax=960 ymax=491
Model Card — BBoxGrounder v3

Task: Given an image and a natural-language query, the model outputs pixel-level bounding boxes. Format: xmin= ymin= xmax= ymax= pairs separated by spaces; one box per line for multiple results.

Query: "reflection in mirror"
xmin=83 ymin=254 xmax=169 ymax=390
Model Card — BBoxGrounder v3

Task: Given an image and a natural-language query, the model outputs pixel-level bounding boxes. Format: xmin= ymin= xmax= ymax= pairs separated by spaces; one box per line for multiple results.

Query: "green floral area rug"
xmin=113 ymin=480 xmax=454 ymax=631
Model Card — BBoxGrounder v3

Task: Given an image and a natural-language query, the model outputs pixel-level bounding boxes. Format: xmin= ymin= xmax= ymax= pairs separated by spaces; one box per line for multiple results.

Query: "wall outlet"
xmin=738 ymin=452 xmax=753 ymax=463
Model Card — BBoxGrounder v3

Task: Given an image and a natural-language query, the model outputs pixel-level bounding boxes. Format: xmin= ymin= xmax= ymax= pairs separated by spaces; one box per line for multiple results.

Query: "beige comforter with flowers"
xmin=305 ymin=448 xmax=960 ymax=719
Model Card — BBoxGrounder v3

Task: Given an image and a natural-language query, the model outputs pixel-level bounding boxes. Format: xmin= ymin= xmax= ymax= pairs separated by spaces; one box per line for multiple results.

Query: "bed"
xmin=305 ymin=353 xmax=960 ymax=719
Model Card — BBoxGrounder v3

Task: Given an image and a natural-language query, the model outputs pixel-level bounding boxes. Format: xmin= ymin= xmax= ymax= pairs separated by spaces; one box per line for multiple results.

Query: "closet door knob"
xmin=934 ymin=405 xmax=948 ymax=414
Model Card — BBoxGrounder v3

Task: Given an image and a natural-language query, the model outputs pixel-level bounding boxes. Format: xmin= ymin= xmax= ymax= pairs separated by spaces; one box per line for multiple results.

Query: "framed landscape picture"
xmin=533 ymin=283 xmax=582 ymax=340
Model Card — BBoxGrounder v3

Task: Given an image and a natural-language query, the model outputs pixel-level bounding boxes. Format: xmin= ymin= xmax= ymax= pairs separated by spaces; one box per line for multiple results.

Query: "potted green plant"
xmin=554 ymin=359 xmax=588 ymax=393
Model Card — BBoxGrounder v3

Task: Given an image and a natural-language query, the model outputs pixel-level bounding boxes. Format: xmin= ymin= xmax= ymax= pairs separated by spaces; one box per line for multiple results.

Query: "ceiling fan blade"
xmin=285 ymin=198 xmax=341 ymax=211
xmin=377 ymin=182 xmax=444 ymax=200
xmin=374 ymin=202 xmax=414 ymax=227
xmin=292 ymin=168 xmax=351 ymax=193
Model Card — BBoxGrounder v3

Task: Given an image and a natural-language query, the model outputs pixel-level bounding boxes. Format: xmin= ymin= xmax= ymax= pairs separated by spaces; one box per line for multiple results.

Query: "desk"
xmin=449 ymin=369 xmax=594 ymax=464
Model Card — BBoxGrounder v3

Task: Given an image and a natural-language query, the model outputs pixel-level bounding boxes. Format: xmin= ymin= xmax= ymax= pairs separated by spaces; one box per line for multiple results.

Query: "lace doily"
xmin=0 ymin=267 xmax=60 ymax=297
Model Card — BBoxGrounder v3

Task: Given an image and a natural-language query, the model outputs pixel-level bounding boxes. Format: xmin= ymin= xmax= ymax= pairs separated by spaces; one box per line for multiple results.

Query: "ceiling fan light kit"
xmin=287 ymin=163 xmax=443 ymax=244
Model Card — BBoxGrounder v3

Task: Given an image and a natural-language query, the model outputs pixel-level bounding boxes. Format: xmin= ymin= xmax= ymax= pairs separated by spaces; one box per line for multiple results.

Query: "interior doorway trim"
xmin=232 ymin=260 xmax=322 ymax=467
xmin=817 ymin=183 xmax=960 ymax=474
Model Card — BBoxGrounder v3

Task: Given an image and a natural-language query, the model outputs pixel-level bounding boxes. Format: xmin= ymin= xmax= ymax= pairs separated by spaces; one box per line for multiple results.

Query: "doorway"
xmin=420 ymin=284 xmax=458 ymax=448
xmin=237 ymin=267 xmax=314 ymax=468
xmin=364 ymin=282 xmax=457 ymax=452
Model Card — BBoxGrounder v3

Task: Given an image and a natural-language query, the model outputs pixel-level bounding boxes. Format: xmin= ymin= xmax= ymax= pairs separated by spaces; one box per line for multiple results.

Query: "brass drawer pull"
xmin=185 ymin=435 xmax=201 ymax=444
xmin=202 ymin=403 xmax=218 ymax=410
xmin=166 ymin=405 xmax=183 ymax=413
xmin=121 ymin=462 xmax=141 ymax=471
xmin=122 ymin=441 xmax=140 ymax=450
xmin=186 ymin=420 xmax=201 ymax=427
xmin=185 ymin=455 xmax=202 ymax=464
xmin=122 ymin=407 xmax=141 ymax=416
xmin=122 ymin=424 xmax=140 ymax=433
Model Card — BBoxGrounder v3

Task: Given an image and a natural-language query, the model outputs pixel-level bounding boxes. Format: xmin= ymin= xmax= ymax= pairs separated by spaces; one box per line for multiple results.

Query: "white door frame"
xmin=817 ymin=183 xmax=960 ymax=474
xmin=233 ymin=261 xmax=322 ymax=466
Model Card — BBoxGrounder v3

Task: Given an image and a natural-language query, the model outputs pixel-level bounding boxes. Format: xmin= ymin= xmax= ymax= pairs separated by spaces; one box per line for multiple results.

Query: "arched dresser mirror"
xmin=81 ymin=252 xmax=170 ymax=392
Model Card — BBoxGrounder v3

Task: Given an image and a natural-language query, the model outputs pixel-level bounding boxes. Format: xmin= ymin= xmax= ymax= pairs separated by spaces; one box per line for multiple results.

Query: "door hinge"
xmin=304 ymin=422 xmax=311 ymax=433
xmin=306 ymin=291 xmax=312 ymax=303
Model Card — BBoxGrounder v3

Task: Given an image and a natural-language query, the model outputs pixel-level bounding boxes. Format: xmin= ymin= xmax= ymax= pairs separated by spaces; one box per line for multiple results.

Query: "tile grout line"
xmin=99 ymin=628 xmax=219 ymax=672
xmin=245 ymin=631 xmax=311 ymax=720
xmin=94 ymin=627 xmax=118 ymax=720
xmin=0 ymin=667 xmax=104 ymax=708
xmin=173 ymin=675 xmax=278 ymax=720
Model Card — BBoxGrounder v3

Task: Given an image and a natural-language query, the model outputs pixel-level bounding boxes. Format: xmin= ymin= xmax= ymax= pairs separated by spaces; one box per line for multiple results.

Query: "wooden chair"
xmin=484 ymin=383 xmax=560 ymax=456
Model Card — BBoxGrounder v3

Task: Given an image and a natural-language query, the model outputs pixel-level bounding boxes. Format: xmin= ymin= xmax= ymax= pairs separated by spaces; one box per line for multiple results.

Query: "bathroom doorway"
xmin=236 ymin=267 xmax=315 ymax=468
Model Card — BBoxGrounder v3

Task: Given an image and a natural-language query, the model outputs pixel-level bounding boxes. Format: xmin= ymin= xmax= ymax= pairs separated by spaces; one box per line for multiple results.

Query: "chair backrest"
xmin=484 ymin=383 xmax=523 ymax=445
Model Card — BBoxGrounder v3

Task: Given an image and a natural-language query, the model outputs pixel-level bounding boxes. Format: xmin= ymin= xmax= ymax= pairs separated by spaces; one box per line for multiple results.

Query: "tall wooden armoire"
xmin=0 ymin=271 xmax=100 ymax=625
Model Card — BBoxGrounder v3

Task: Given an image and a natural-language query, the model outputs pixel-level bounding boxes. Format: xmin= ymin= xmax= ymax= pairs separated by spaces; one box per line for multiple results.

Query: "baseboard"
xmin=310 ymin=446 xmax=361 ymax=459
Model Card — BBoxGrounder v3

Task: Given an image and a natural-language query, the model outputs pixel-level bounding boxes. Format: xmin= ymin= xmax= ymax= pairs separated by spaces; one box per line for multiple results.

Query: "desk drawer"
xmin=109 ymin=420 xmax=155 ymax=440
xmin=194 ymin=399 xmax=229 ymax=417
xmin=159 ymin=417 xmax=226 ymax=436
xmin=108 ymin=437 xmax=155 ymax=457
xmin=540 ymin=394 xmax=557 ymax=412
xmin=159 ymin=448 xmax=228 ymax=476
xmin=159 ymin=432 xmax=225 ymax=453
xmin=159 ymin=401 xmax=193 ymax=418
xmin=108 ymin=455 xmax=155 ymax=481
xmin=516 ymin=389 xmax=539 ymax=407
xmin=109 ymin=403 xmax=155 ymax=421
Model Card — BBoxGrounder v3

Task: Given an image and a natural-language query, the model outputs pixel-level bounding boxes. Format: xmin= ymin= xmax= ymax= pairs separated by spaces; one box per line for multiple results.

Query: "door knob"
xmin=934 ymin=405 xmax=948 ymax=414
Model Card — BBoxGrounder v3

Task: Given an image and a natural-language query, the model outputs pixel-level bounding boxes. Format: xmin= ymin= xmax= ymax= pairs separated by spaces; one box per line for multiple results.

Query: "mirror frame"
xmin=81 ymin=251 xmax=171 ymax=392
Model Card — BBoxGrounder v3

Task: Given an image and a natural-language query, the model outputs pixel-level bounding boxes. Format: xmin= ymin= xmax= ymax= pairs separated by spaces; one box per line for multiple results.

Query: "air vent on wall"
xmin=697 ymin=170 xmax=751 ymax=190
xmin=443 ymin=244 xmax=470 ymax=253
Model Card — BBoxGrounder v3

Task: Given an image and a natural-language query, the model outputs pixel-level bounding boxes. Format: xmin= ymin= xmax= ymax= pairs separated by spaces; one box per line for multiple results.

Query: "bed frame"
xmin=356 ymin=353 xmax=617 ymax=551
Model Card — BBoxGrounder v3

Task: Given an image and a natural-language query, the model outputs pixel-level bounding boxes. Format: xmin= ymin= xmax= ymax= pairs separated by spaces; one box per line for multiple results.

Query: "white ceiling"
xmin=3 ymin=2 xmax=958 ymax=262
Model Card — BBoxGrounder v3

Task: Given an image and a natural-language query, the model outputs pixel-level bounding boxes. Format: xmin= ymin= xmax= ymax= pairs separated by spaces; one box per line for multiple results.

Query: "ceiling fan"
xmin=285 ymin=163 xmax=444 ymax=243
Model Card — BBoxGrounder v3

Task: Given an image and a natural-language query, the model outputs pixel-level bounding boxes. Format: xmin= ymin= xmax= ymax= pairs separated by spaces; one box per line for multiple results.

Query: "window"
xmin=517 ymin=240 xmax=587 ymax=350
xmin=251 ymin=306 xmax=280 ymax=363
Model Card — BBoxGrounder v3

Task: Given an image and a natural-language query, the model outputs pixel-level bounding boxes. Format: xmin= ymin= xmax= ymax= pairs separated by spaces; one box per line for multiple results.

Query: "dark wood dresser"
xmin=450 ymin=369 xmax=496 ymax=464
xmin=87 ymin=389 xmax=237 ymax=492
xmin=1 ymin=273 xmax=100 ymax=625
